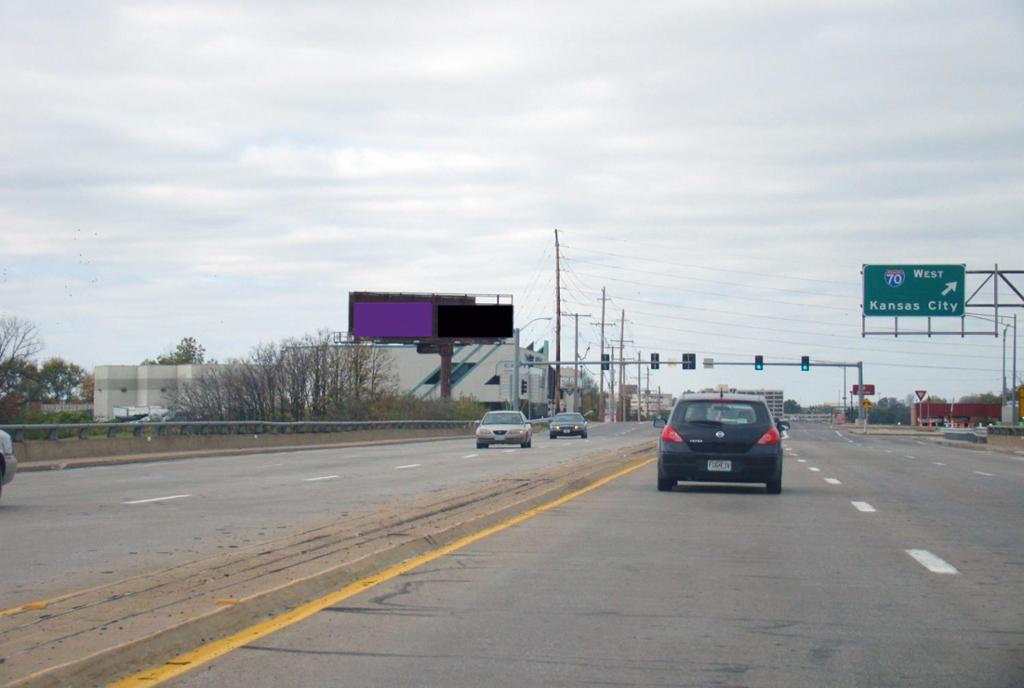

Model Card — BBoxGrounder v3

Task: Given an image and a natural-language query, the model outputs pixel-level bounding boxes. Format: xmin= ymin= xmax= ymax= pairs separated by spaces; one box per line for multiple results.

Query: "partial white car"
xmin=0 ymin=429 xmax=16 ymax=502
xmin=476 ymin=411 xmax=533 ymax=449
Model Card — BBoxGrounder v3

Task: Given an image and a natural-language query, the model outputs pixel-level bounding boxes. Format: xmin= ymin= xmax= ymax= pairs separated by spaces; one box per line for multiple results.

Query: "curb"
xmin=16 ymin=433 xmax=474 ymax=472
xmin=7 ymin=443 xmax=655 ymax=688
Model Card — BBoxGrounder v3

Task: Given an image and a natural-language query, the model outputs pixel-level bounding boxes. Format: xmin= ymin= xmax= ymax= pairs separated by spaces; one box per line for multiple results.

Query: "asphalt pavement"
xmin=0 ymin=422 xmax=652 ymax=609
xmin=165 ymin=422 xmax=1024 ymax=688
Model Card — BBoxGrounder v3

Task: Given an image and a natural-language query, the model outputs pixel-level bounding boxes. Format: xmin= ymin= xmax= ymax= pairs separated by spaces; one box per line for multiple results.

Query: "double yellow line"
xmin=109 ymin=457 xmax=654 ymax=686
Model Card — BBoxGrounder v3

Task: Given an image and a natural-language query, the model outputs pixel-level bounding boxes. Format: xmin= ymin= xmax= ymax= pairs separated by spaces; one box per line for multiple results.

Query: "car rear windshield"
xmin=553 ymin=414 xmax=584 ymax=422
xmin=482 ymin=412 xmax=524 ymax=424
xmin=671 ymin=400 xmax=769 ymax=426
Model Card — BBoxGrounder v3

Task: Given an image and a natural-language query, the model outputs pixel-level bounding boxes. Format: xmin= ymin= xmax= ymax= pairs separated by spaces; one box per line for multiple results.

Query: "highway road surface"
xmin=158 ymin=422 xmax=1024 ymax=688
xmin=0 ymin=423 xmax=652 ymax=609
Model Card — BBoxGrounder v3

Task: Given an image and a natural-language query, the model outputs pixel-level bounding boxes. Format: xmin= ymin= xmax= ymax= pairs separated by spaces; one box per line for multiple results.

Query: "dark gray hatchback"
xmin=655 ymin=393 xmax=783 ymax=494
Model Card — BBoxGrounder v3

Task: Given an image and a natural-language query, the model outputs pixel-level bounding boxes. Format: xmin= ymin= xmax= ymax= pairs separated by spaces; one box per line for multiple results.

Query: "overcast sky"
xmin=2 ymin=1 xmax=1023 ymax=405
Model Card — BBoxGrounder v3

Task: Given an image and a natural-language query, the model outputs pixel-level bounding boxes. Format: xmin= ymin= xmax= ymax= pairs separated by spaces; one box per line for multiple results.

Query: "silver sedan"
xmin=475 ymin=411 xmax=533 ymax=449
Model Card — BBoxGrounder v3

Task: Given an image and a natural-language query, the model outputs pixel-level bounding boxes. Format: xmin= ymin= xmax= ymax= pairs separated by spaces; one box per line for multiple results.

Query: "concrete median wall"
xmin=16 ymin=427 xmax=472 ymax=464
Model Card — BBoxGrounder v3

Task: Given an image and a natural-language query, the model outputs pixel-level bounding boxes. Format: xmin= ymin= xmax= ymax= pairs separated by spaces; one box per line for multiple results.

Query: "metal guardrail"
xmin=0 ymin=420 xmax=480 ymax=443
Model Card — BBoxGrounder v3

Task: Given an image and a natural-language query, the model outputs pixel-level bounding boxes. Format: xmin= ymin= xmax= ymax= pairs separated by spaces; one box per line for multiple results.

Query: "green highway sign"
xmin=863 ymin=264 xmax=965 ymax=317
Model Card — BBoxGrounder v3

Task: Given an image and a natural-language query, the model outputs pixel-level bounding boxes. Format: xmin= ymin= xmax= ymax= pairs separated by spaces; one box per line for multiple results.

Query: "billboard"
xmin=437 ymin=304 xmax=513 ymax=338
xmin=352 ymin=302 xmax=433 ymax=338
xmin=348 ymin=292 xmax=513 ymax=342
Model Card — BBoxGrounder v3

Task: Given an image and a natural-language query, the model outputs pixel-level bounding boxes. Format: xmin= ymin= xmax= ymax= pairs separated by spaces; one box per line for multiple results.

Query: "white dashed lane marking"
xmin=462 ymin=454 xmax=479 ymax=459
xmin=905 ymin=455 xmax=916 ymax=459
xmin=123 ymin=494 xmax=192 ymax=505
xmin=851 ymin=501 xmax=876 ymax=513
xmin=808 ymin=467 xmax=821 ymax=472
xmin=797 ymin=459 xmax=807 ymax=463
xmin=394 ymin=464 xmax=421 ymax=470
xmin=974 ymin=471 xmax=995 ymax=477
xmin=905 ymin=549 xmax=959 ymax=575
xmin=824 ymin=478 xmax=842 ymax=485
xmin=933 ymin=462 xmax=946 ymax=466
xmin=304 ymin=475 xmax=339 ymax=482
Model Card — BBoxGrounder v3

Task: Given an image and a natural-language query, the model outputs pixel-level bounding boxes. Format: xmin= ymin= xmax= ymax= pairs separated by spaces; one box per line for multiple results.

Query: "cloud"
xmin=1 ymin=0 xmax=1022 ymax=401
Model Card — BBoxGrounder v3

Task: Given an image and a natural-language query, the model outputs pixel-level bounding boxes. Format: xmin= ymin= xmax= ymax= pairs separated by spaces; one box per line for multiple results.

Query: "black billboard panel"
xmin=436 ymin=304 xmax=513 ymax=339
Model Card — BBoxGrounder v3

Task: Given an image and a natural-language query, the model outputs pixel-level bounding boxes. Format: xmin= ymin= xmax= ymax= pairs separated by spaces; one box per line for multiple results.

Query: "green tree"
xmin=783 ymin=399 xmax=803 ymax=414
xmin=147 ymin=337 xmax=207 ymax=365
xmin=38 ymin=357 xmax=87 ymax=403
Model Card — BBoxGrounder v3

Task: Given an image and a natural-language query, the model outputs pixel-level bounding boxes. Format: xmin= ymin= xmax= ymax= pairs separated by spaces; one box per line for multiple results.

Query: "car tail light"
xmin=757 ymin=426 xmax=781 ymax=445
xmin=661 ymin=425 xmax=684 ymax=443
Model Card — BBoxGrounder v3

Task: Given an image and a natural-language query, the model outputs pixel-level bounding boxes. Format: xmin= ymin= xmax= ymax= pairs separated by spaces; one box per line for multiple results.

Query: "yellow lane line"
xmin=109 ymin=456 xmax=654 ymax=687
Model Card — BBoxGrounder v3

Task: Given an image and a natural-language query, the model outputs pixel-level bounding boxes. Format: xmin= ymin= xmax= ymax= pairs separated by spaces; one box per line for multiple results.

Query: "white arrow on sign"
xmin=941 ymin=282 xmax=957 ymax=296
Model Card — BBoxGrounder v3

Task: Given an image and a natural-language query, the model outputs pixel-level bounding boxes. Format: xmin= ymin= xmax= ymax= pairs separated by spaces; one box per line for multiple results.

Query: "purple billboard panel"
xmin=352 ymin=302 xmax=434 ymax=338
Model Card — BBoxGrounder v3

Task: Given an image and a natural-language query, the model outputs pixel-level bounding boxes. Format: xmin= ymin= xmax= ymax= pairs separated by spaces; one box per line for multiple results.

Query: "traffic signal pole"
xmin=707 ymin=359 xmax=867 ymax=433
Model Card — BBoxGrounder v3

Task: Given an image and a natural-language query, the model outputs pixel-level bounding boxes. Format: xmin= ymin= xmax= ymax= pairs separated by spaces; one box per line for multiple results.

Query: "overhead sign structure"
xmin=863 ymin=264 xmax=965 ymax=317
xmin=915 ymin=390 xmax=928 ymax=401
xmin=851 ymin=384 xmax=876 ymax=395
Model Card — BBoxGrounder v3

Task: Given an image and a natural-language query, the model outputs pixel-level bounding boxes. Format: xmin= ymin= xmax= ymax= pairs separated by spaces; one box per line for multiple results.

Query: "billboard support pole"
xmin=439 ymin=342 xmax=453 ymax=400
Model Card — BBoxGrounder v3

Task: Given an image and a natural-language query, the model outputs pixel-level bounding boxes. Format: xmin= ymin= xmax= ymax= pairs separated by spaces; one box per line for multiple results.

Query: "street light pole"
xmin=513 ymin=317 xmax=552 ymax=416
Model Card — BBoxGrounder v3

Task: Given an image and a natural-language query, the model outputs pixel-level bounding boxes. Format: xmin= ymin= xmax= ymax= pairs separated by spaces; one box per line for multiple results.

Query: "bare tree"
xmin=0 ymin=315 xmax=44 ymax=401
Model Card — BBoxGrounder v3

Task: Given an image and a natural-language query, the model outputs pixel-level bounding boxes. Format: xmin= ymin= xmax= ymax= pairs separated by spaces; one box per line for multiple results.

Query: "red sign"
xmin=851 ymin=384 xmax=876 ymax=396
xmin=915 ymin=390 xmax=927 ymax=401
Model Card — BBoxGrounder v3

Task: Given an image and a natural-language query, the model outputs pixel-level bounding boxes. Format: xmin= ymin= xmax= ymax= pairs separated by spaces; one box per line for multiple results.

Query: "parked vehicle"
xmin=654 ymin=393 xmax=783 ymax=494
xmin=476 ymin=411 xmax=533 ymax=449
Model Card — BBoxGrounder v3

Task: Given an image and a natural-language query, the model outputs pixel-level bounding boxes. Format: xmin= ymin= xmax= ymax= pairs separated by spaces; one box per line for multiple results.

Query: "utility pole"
xmin=599 ymin=287 xmax=606 ymax=422
xmin=630 ymin=352 xmax=638 ymax=421
xmin=618 ymin=309 xmax=625 ymax=422
xmin=554 ymin=229 xmax=562 ymax=414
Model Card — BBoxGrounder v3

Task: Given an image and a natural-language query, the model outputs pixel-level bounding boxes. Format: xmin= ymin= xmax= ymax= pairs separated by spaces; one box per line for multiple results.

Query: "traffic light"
xmin=682 ymin=353 xmax=696 ymax=370
xmin=601 ymin=353 xmax=610 ymax=371
xmin=754 ymin=355 xmax=764 ymax=371
xmin=521 ymin=379 xmax=528 ymax=395
xmin=650 ymin=353 xmax=660 ymax=369
xmin=801 ymin=355 xmax=810 ymax=371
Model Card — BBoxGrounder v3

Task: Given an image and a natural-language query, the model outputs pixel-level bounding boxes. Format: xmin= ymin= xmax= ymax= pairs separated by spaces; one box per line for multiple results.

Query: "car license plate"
xmin=707 ymin=460 xmax=732 ymax=472
xmin=562 ymin=429 xmax=571 ymax=434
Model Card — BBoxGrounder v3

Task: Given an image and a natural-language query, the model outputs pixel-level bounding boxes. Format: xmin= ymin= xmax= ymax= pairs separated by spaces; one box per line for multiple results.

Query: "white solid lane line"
xmin=824 ymin=478 xmax=842 ymax=485
xmin=304 ymin=475 xmax=340 ymax=482
xmin=394 ymin=464 xmax=421 ymax=470
xmin=808 ymin=467 xmax=821 ymax=472
xmin=123 ymin=494 xmax=191 ymax=505
xmin=974 ymin=471 xmax=995 ymax=477
xmin=851 ymin=501 xmax=876 ymax=513
xmin=462 ymin=454 xmax=479 ymax=459
xmin=905 ymin=549 xmax=959 ymax=575
xmin=933 ymin=462 xmax=946 ymax=466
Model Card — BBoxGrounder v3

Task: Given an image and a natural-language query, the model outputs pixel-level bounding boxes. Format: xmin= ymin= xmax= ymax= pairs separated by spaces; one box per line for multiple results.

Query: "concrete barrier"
xmin=15 ymin=427 xmax=471 ymax=464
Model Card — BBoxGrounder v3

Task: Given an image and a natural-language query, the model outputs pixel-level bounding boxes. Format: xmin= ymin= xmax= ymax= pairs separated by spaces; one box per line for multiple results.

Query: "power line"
xmin=561 ymin=242 xmax=859 ymax=288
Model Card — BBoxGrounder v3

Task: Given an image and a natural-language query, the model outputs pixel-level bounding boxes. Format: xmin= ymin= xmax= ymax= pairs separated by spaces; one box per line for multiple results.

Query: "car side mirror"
xmin=653 ymin=418 xmax=666 ymax=428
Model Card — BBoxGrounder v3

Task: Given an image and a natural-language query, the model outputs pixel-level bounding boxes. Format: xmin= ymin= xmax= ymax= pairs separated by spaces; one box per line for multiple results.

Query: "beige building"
xmin=93 ymin=365 xmax=211 ymax=420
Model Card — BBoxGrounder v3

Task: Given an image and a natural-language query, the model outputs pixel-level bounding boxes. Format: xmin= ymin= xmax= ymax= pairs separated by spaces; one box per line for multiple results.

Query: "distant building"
xmin=629 ymin=391 xmax=674 ymax=419
xmin=93 ymin=364 xmax=211 ymax=421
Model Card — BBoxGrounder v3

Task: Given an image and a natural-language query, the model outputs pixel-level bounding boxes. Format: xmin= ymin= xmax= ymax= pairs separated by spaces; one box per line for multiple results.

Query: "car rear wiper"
xmin=688 ymin=419 xmax=724 ymax=426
